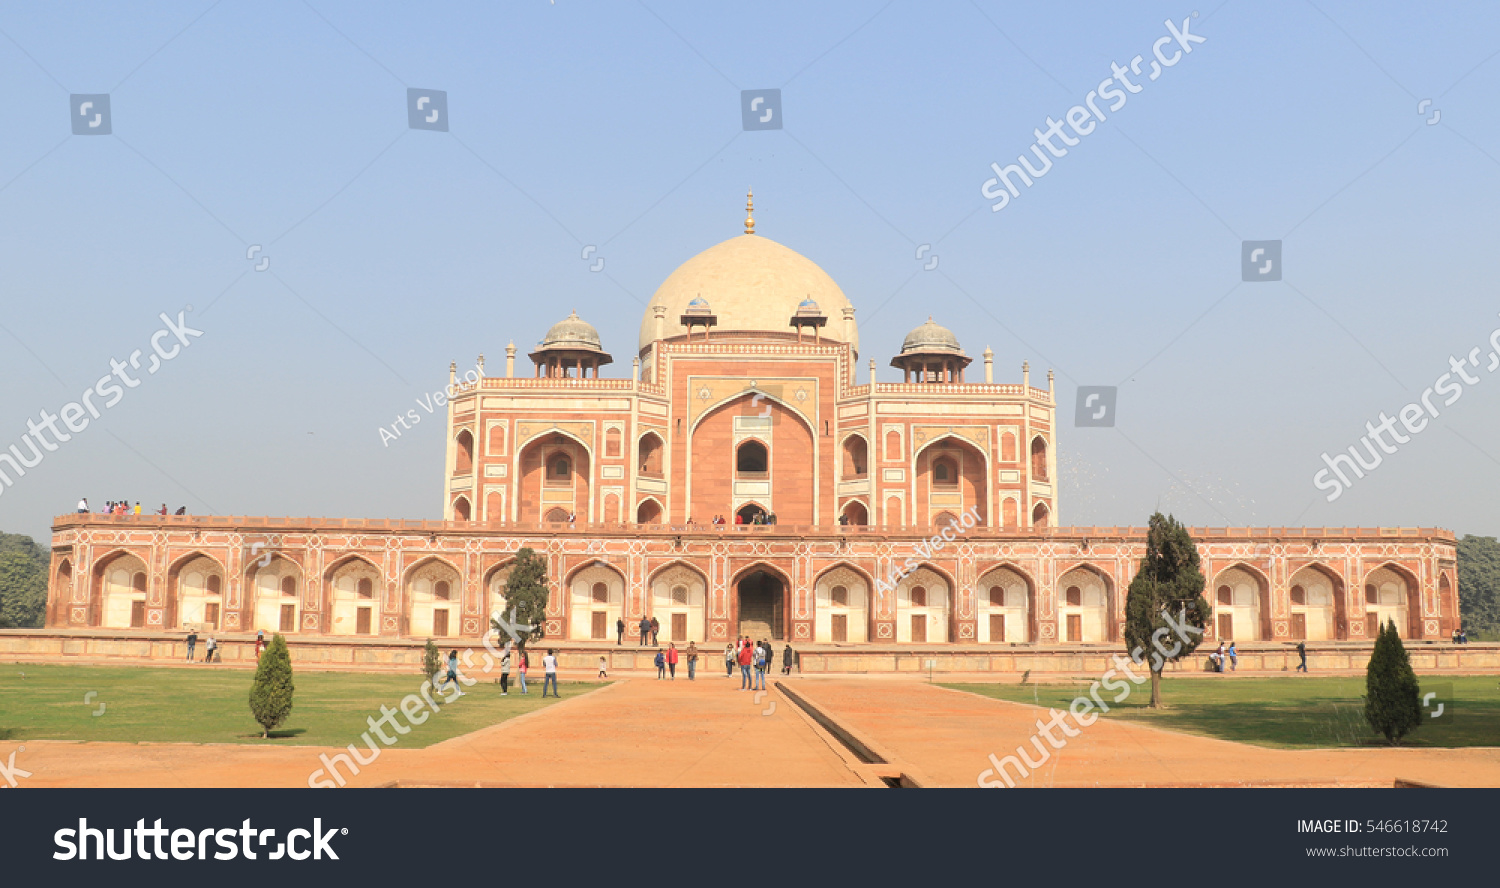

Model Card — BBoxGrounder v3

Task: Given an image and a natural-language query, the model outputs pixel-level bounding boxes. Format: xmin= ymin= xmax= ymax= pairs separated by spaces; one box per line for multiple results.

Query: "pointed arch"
xmin=646 ymin=561 xmax=709 ymax=644
xmin=976 ymin=562 xmax=1038 ymax=643
xmin=325 ymin=554 xmax=382 ymax=636
xmin=638 ymin=431 xmax=665 ymax=476
xmin=814 ymin=563 xmax=874 ymax=643
xmin=1032 ymin=501 xmax=1050 ymax=529
xmin=913 ymin=434 xmax=990 ymax=528
xmin=731 ymin=561 xmax=794 ymax=641
xmin=895 ymin=564 xmax=954 ymax=643
xmin=840 ymin=433 xmax=869 ymax=478
xmin=1055 ymin=562 xmax=1116 ymax=643
xmin=636 ymin=496 xmax=664 ymax=525
xmin=167 ymin=551 xmax=226 ymax=631
xmin=454 ymin=429 xmax=474 ymax=475
xmin=92 ymin=549 xmax=150 ymax=629
xmin=840 ymin=498 xmax=869 ymax=526
xmin=1210 ymin=562 xmax=1271 ymax=641
xmin=516 ymin=428 xmax=592 ymax=523
xmin=1030 ymin=435 xmax=1049 ymax=481
xmin=1288 ymin=563 xmax=1346 ymax=641
xmin=1362 ymin=561 xmax=1422 ymax=639
xmin=402 ymin=556 xmax=463 ymax=638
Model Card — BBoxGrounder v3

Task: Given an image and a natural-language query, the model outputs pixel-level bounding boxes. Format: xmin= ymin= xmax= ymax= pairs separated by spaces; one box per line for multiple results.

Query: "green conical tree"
xmin=249 ymin=634 xmax=295 ymax=739
xmin=1364 ymin=619 xmax=1421 ymax=745
xmin=422 ymin=638 xmax=442 ymax=679
xmin=1123 ymin=512 xmax=1210 ymax=708
xmin=491 ymin=547 xmax=550 ymax=659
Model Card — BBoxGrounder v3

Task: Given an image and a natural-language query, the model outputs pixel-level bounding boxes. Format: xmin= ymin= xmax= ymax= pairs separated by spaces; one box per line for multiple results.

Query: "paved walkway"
xmin=786 ymin=681 xmax=1500 ymax=787
xmin=12 ymin=677 xmax=1499 ymax=788
xmin=16 ymin=675 xmax=863 ymax=789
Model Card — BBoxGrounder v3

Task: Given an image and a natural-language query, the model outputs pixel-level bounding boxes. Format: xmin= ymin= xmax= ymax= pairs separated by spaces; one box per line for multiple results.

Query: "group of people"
xmin=467 ymin=644 xmax=559 ymax=697
xmin=1207 ymin=641 xmax=1238 ymax=672
xmin=78 ymin=498 xmax=186 ymax=516
xmin=728 ymin=637 xmax=795 ymax=690
xmin=183 ymin=631 xmax=220 ymax=662
xmin=652 ymin=642 xmax=701 ymax=680
xmin=628 ymin=617 xmax=662 ymax=646
xmin=1451 ymin=628 xmax=1471 ymax=644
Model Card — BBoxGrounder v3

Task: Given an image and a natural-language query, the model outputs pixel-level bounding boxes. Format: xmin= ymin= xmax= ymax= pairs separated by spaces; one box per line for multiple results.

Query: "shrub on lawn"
xmin=249 ymin=634 xmax=295 ymax=739
xmin=422 ymin=638 xmax=441 ymax=679
xmin=1363 ymin=619 xmax=1420 ymax=745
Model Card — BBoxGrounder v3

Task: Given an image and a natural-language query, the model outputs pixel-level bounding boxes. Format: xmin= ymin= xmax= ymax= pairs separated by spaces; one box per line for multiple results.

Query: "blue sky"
xmin=2 ymin=0 xmax=1498 ymax=544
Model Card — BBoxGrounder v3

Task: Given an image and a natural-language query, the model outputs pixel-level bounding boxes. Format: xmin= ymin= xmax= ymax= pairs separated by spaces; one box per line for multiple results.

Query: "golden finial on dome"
xmin=745 ymin=189 xmax=755 ymax=235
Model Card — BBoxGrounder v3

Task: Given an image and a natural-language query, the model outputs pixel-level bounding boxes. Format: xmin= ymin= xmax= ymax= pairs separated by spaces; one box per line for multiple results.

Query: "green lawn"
xmin=942 ymin=675 xmax=1500 ymax=749
xmin=0 ymin=664 xmax=602 ymax=746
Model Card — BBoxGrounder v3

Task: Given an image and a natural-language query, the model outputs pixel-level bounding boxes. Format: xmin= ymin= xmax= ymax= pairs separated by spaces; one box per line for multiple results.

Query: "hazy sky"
xmin=2 ymin=1 xmax=1498 ymax=545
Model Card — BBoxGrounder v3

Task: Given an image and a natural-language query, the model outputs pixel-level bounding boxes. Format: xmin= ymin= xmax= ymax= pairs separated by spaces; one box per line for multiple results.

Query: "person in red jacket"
xmin=666 ymin=643 xmax=679 ymax=680
xmin=738 ymin=640 xmax=754 ymax=690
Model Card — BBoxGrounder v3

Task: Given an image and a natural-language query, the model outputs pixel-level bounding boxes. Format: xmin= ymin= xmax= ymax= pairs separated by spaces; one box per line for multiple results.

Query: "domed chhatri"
xmin=900 ymin=317 xmax=963 ymax=355
xmin=640 ymin=196 xmax=858 ymax=353
xmin=541 ymin=310 xmax=604 ymax=351
xmin=892 ymin=317 xmax=971 ymax=383
xmin=530 ymin=309 xmax=612 ymax=378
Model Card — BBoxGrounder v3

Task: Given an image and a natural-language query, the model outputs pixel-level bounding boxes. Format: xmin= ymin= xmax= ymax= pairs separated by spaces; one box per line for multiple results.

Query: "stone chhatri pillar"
xmin=983 ymin=347 xmax=993 ymax=383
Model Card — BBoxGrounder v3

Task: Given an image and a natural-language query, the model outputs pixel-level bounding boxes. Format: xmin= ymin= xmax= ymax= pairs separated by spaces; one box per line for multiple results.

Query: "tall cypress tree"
xmin=1123 ymin=512 xmax=1209 ymax=708
xmin=249 ymin=634 xmax=295 ymax=739
xmin=492 ymin=547 xmax=550 ymax=658
xmin=1364 ymin=619 xmax=1421 ymax=745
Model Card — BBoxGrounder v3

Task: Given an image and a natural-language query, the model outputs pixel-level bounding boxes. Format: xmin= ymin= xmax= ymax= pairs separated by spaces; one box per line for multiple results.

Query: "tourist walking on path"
xmin=687 ymin=642 xmax=698 ymax=680
xmin=185 ymin=631 xmax=197 ymax=662
xmin=541 ymin=650 xmax=559 ymax=697
xmin=1214 ymin=642 xmax=1226 ymax=673
xmin=1295 ymin=641 xmax=1308 ymax=672
xmin=204 ymin=635 xmax=216 ymax=662
xmin=77 ymin=498 xmax=88 ymax=513
xmin=666 ymin=643 xmax=679 ymax=679
xmin=655 ymin=649 xmax=666 ymax=679
xmin=639 ymin=617 xmax=650 ymax=647
xmin=781 ymin=644 xmax=794 ymax=676
xmin=738 ymin=641 xmax=754 ymax=689
xmin=616 ymin=618 xmax=625 ymax=645
xmin=255 ymin=630 xmax=266 ymax=660
xmin=518 ymin=650 xmax=529 ymax=694
xmin=725 ymin=644 xmax=735 ymax=677
xmin=753 ymin=642 xmax=767 ymax=691
xmin=650 ymin=617 xmax=660 ymax=646
xmin=1228 ymin=641 xmax=1238 ymax=672
xmin=598 ymin=655 xmax=608 ymax=678
xmin=499 ymin=645 xmax=512 ymax=695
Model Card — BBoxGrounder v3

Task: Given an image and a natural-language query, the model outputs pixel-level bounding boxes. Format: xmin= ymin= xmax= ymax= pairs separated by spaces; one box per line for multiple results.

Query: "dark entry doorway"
xmin=735 ymin=503 xmax=768 ymax=525
xmin=737 ymin=570 xmax=783 ymax=639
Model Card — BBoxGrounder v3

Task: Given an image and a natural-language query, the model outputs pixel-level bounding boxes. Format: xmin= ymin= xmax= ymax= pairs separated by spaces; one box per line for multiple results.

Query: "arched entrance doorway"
xmin=735 ymin=502 xmax=768 ymax=525
xmin=736 ymin=569 xmax=784 ymax=639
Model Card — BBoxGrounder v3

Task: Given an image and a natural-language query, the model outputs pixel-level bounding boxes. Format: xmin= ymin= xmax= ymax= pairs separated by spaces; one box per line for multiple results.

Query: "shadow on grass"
xmin=943 ymin=679 xmax=1500 ymax=750
xmin=241 ymin=728 xmax=309 ymax=740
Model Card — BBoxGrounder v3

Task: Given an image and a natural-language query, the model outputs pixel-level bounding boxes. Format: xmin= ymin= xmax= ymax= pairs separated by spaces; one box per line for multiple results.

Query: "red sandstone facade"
xmin=43 ymin=209 xmax=1463 ymax=648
